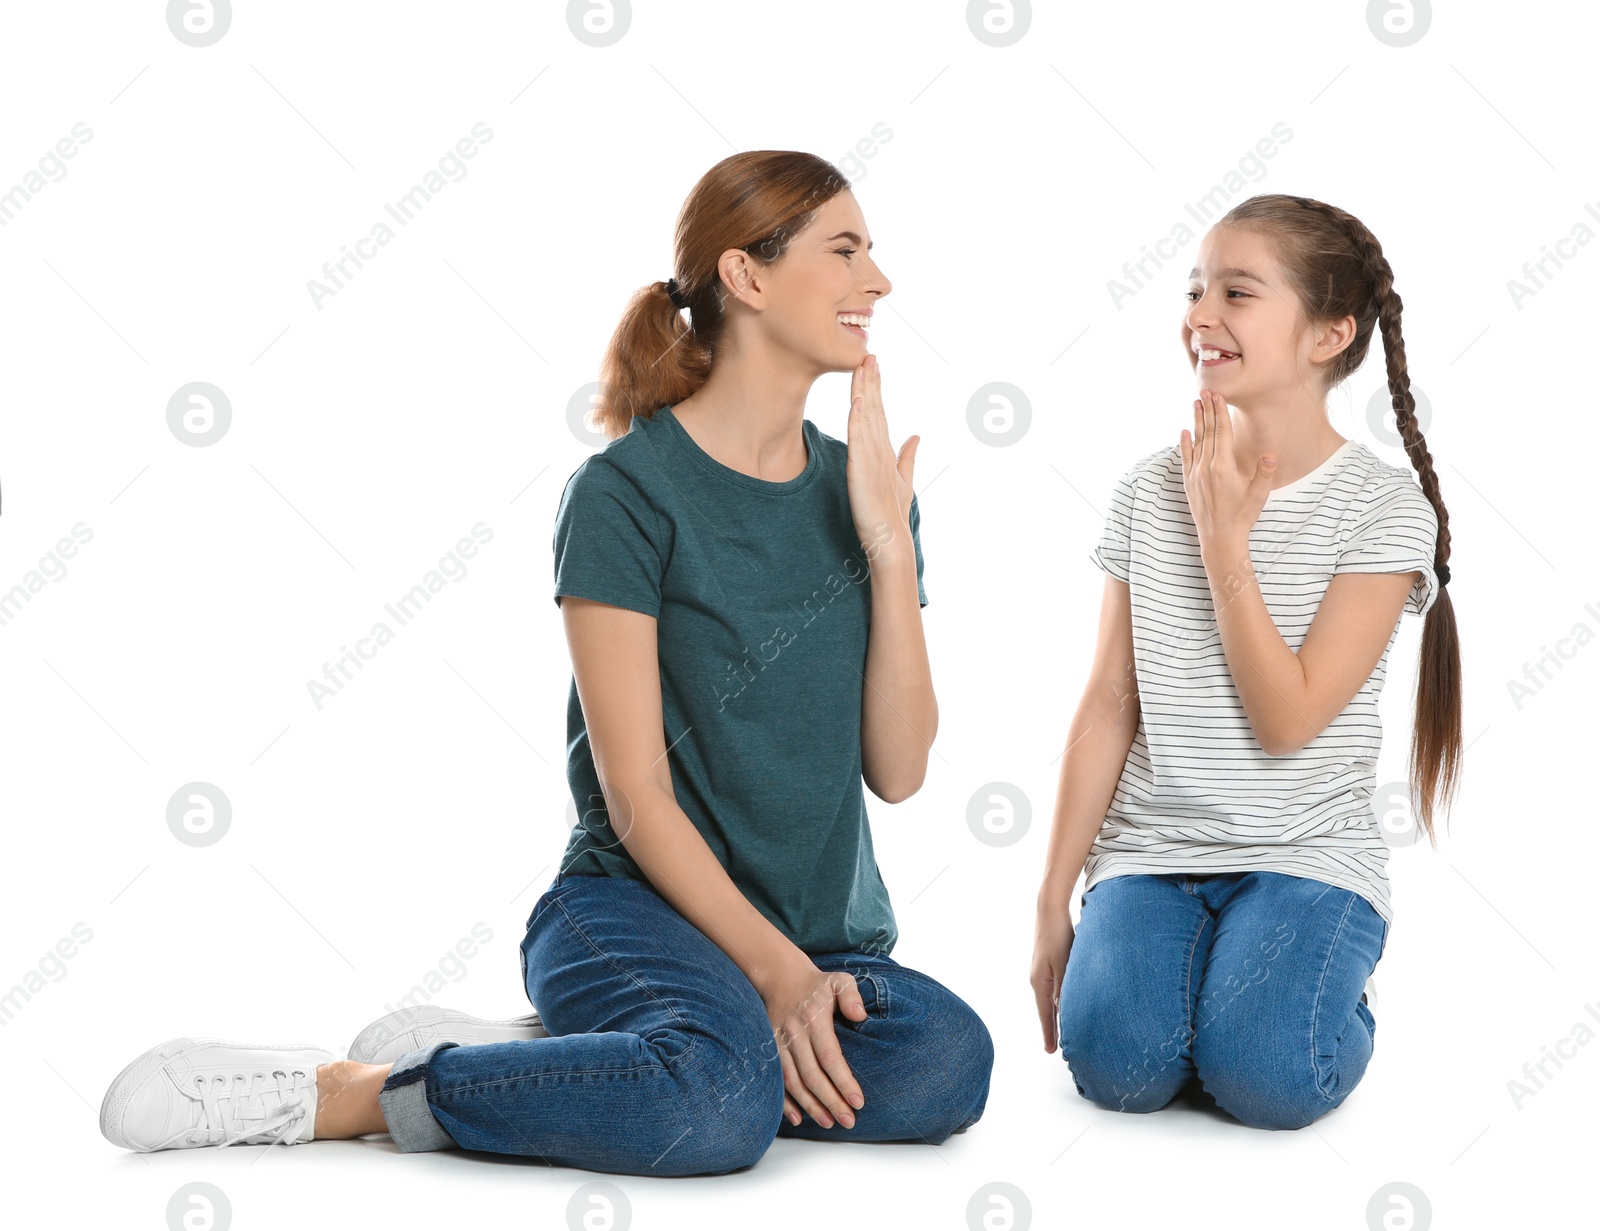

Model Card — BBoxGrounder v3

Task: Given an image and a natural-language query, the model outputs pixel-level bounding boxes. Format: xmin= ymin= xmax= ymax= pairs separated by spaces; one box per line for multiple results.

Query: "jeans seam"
xmin=870 ymin=972 xmax=890 ymax=1019
xmin=548 ymin=889 xmax=700 ymax=1079
xmin=438 ymin=1064 xmax=665 ymax=1101
xmin=1180 ymin=905 xmax=1208 ymax=1049
xmin=1308 ymin=890 xmax=1359 ymax=1105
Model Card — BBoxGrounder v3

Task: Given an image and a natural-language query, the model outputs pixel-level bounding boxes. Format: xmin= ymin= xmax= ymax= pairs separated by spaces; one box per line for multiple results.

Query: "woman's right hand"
xmin=1031 ymin=904 xmax=1076 ymax=1052
xmin=758 ymin=958 xmax=867 ymax=1129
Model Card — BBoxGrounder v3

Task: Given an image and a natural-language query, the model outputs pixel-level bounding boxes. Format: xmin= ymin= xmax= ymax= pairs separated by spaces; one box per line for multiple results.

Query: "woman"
xmin=1030 ymin=194 xmax=1462 ymax=1129
xmin=100 ymin=151 xmax=993 ymax=1174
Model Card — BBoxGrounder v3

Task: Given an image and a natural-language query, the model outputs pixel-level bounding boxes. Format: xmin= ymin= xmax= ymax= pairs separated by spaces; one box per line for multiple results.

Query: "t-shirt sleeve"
xmin=1090 ymin=463 xmax=1138 ymax=582
xmin=910 ymin=493 xmax=928 ymax=608
xmin=1335 ymin=471 xmax=1440 ymax=617
xmin=552 ymin=458 xmax=663 ymax=617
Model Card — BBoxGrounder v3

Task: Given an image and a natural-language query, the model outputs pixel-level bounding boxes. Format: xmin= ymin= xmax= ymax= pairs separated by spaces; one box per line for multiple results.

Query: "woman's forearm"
xmin=860 ymin=536 xmax=937 ymax=802
xmin=1037 ymin=683 xmax=1140 ymax=912
xmin=603 ymin=779 xmax=810 ymax=994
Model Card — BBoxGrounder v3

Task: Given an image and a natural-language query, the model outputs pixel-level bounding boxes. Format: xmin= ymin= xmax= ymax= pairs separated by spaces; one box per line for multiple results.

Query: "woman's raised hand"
xmin=845 ymin=353 xmax=919 ymax=550
xmin=759 ymin=957 xmax=868 ymax=1129
xmin=1179 ymin=388 xmax=1277 ymax=557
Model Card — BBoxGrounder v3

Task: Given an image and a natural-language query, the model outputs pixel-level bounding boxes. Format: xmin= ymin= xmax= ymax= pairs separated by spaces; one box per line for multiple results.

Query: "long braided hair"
xmin=1216 ymin=193 xmax=1462 ymax=844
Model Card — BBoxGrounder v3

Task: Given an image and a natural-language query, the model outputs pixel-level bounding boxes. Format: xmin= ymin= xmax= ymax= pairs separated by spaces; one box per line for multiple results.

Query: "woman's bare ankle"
xmin=314 ymin=1060 xmax=392 ymax=1139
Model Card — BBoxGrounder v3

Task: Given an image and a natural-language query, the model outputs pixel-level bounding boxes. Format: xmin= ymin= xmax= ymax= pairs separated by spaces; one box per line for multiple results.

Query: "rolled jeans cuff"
xmin=377 ymin=1041 xmax=461 ymax=1153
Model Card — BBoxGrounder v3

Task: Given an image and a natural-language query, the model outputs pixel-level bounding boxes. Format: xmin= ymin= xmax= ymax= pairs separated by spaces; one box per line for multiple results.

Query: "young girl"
xmin=99 ymin=151 xmax=993 ymax=1173
xmin=1029 ymin=194 xmax=1461 ymax=1130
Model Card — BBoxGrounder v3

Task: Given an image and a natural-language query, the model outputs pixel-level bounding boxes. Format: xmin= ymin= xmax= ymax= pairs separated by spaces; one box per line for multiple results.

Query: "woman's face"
xmin=1181 ymin=226 xmax=1347 ymax=406
xmin=736 ymin=189 xmax=892 ymax=373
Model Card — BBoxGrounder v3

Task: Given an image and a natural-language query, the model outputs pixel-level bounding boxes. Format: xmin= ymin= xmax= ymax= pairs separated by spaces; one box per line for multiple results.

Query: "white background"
xmin=2 ymin=2 xmax=1593 ymax=1229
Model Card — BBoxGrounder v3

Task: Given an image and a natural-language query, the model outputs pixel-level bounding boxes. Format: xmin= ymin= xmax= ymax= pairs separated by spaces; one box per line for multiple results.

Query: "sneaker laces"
xmin=155 ymin=1066 xmax=318 ymax=1150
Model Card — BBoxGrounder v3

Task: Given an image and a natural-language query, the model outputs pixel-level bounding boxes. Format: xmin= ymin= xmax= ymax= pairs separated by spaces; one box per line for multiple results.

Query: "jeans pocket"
xmin=520 ymin=874 xmax=571 ymax=986
xmin=847 ymin=972 xmax=888 ymax=1027
xmin=525 ymin=873 xmax=569 ymax=929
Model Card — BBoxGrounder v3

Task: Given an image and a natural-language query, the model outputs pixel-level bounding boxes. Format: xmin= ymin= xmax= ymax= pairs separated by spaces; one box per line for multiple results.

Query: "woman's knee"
xmin=921 ymin=997 xmax=995 ymax=1141
xmin=651 ymin=1027 xmax=787 ymax=1174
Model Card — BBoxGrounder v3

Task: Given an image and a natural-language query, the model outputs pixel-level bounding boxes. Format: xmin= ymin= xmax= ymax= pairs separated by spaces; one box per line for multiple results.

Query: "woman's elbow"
xmin=870 ymin=758 xmax=929 ymax=804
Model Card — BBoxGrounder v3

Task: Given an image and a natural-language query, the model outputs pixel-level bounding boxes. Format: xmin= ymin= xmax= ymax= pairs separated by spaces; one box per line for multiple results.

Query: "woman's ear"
xmin=716 ymin=249 xmax=759 ymax=312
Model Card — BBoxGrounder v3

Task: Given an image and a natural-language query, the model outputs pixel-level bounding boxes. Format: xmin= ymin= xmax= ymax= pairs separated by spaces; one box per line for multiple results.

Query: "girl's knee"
xmin=1199 ymin=1070 xmax=1342 ymax=1130
xmin=1058 ymin=989 xmax=1190 ymax=1115
xmin=1193 ymin=1029 xmax=1361 ymax=1131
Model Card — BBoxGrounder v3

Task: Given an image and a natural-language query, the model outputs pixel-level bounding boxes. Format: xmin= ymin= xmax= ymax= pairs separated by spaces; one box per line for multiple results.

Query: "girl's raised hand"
xmin=845 ymin=353 xmax=918 ymax=550
xmin=1179 ymin=389 xmax=1277 ymax=557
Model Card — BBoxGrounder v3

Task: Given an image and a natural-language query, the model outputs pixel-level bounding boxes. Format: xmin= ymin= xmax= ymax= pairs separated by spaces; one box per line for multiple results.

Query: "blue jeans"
xmin=377 ymin=872 xmax=993 ymax=1175
xmin=1056 ymin=870 xmax=1387 ymax=1130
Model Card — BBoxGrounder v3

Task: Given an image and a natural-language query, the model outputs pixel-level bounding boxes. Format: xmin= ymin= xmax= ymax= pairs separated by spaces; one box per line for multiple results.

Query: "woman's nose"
xmin=863 ymin=258 xmax=891 ymax=298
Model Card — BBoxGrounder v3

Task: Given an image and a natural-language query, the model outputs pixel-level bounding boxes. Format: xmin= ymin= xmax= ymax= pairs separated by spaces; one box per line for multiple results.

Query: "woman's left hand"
xmin=846 ymin=354 xmax=918 ymax=549
xmin=1180 ymin=389 xmax=1276 ymax=558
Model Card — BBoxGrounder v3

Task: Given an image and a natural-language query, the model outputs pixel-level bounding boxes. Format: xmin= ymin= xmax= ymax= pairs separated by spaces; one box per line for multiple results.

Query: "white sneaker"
xmin=347 ymin=1005 xmax=549 ymax=1065
xmin=100 ymin=1037 xmax=332 ymax=1152
xmin=1362 ymin=975 xmax=1377 ymax=1008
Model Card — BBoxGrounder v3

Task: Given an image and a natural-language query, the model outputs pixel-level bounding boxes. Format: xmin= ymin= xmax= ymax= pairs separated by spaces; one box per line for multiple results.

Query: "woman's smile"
xmin=838 ymin=308 xmax=873 ymax=340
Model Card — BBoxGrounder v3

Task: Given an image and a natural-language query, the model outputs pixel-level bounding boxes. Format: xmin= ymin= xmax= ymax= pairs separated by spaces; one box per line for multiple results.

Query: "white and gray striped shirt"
xmin=1084 ymin=439 xmax=1440 ymax=929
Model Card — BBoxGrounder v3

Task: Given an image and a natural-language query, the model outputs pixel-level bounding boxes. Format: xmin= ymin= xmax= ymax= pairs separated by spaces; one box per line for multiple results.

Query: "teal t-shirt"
xmin=551 ymin=403 xmax=926 ymax=956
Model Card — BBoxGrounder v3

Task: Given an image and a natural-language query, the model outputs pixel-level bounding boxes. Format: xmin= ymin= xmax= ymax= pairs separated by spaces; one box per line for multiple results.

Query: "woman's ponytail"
xmin=588 ymin=151 xmax=852 ymax=440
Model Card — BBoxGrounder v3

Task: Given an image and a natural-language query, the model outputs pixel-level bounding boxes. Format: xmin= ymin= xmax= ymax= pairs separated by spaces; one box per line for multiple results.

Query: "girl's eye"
xmin=1184 ymin=289 xmax=1250 ymax=300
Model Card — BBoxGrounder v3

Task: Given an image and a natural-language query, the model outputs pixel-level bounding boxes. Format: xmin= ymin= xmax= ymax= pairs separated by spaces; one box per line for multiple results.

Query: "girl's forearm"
xmin=1037 ymin=684 xmax=1140 ymax=912
xmin=1200 ymin=538 xmax=1312 ymax=755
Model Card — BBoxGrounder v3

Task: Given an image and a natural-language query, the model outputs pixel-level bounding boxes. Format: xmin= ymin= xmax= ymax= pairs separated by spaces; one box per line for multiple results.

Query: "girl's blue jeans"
xmin=377 ymin=872 xmax=993 ymax=1175
xmin=1056 ymin=870 xmax=1388 ymax=1130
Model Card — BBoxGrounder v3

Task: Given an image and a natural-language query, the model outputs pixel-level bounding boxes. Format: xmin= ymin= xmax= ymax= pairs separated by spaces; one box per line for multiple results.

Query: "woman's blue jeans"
xmin=377 ymin=872 xmax=993 ymax=1174
xmin=1056 ymin=870 xmax=1387 ymax=1130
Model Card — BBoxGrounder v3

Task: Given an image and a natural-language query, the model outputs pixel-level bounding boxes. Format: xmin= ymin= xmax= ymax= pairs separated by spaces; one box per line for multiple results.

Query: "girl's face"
xmin=1182 ymin=226 xmax=1345 ymax=406
xmin=737 ymin=190 xmax=891 ymax=373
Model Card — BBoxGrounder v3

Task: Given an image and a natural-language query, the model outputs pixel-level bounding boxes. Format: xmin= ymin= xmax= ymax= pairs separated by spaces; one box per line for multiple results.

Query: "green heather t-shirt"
xmin=551 ymin=403 xmax=926 ymax=956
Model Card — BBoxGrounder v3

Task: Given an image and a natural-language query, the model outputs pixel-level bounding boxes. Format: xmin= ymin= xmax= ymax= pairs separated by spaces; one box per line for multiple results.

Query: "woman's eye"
xmin=836 ymin=247 xmax=856 ymax=257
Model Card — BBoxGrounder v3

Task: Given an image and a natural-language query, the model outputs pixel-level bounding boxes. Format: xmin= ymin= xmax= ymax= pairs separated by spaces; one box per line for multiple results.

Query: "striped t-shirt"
xmin=1083 ymin=439 xmax=1440 ymax=929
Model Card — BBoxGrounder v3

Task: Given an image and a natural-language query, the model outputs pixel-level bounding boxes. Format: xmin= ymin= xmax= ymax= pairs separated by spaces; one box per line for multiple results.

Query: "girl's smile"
xmin=1196 ymin=346 xmax=1240 ymax=368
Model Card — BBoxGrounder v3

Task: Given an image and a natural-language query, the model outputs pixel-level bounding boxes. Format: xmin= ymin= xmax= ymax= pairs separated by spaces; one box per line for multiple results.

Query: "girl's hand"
xmin=759 ymin=958 xmax=868 ymax=1130
xmin=1030 ymin=904 xmax=1075 ymax=1052
xmin=1179 ymin=389 xmax=1277 ymax=557
xmin=845 ymin=354 xmax=919 ymax=550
